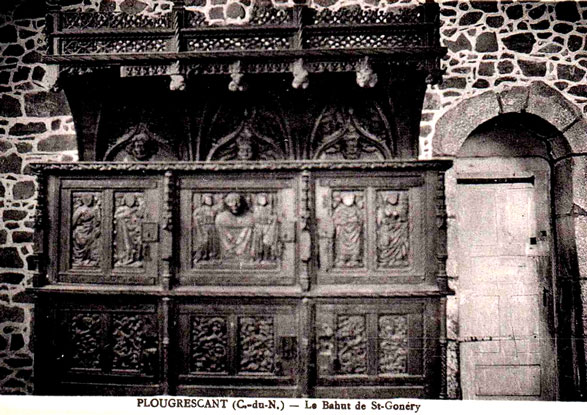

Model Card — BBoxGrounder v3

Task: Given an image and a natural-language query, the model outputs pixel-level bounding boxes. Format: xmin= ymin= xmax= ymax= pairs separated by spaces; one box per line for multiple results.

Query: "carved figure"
xmin=114 ymin=193 xmax=144 ymax=268
xmin=72 ymin=193 xmax=101 ymax=267
xmin=215 ymin=193 xmax=255 ymax=260
xmin=252 ymin=193 xmax=279 ymax=262
xmin=356 ymin=57 xmax=378 ymax=88
xmin=332 ymin=192 xmax=363 ymax=268
xmin=192 ymin=193 xmax=220 ymax=264
xmin=229 ymin=61 xmax=246 ymax=92
xmin=236 ymin=132 xmax=255 ymax=161
xmin=291 ymin=58 xmax=309 ymax=89
xmin=341 ymin=124 xmax=361 ymax=160
xmin=313 ymin=106 xmax=393 ymax=160
xmin=376 ymin=192 xmax=409 ymax=267
xmin=124 ymin=131 xmax=158 ymax=161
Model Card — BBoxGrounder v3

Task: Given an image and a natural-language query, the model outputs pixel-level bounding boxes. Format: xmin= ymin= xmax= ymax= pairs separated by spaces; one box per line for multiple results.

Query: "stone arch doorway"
xmin=433 ymin=84 xmax=586 ymax=400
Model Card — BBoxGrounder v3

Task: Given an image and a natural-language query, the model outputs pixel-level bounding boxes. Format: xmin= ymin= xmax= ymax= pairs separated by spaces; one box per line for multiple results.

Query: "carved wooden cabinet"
xmin=32 ymin=162 xmax=450 ymax=397
xmin=36 ymin=1 xmax=447 ymax=397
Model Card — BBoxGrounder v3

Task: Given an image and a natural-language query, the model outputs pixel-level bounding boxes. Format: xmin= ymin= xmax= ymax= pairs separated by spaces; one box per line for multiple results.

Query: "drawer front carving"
xmin=176 ymin=301 xmax=299 ymax=391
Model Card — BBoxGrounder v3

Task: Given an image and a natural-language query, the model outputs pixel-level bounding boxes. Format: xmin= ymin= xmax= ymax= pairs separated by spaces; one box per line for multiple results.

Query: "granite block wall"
xmin=0 ymin=0 xmax=586 ymax=397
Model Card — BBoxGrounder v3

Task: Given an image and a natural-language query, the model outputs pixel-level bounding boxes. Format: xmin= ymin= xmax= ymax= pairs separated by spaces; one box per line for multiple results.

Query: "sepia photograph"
xmin=0 ymin=0 xmax=586 ymax=411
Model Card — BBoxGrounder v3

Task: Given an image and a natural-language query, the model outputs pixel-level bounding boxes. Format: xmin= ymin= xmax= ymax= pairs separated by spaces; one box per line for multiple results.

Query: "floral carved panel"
xmin=238 ymin=316 xmax=275 ymax=373
xmin=69 ymin=313 xmax=103 ymax=369
xmin=336 ymin=315 xmax=367 ymax=375
xmin=378 ymin=315 xmax=408 ymax=374
xmin=190 ymin=316 xmax=228 ymax=373
xmin=111 ymin=314 xmax=158 ymax=374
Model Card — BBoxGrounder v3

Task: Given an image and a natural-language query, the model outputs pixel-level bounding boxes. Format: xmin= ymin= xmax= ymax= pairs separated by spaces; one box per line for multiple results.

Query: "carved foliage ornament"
xmin=378 ymin=315 xmax=408 ymax=374
xmin=238 ymin=316 xmax=275 ymax=373
xmin=69 ymin=313 xmax=103 ymax=369
xmin=336 ymin=315 xmax=367 ymax=374
xmin=111 ymin=314 xmax=158 ymax=374
xmin=191 ymin=316 xmax=228 ymax=373
xmin=192 ymin=192 xmax=281 ymax=267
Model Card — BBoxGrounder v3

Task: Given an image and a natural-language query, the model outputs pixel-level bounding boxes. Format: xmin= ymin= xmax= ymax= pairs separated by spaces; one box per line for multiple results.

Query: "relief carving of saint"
xmin=252 ymin=193 xmax=279 ymax=263
xmin=192 ymin=193 xmax=220 ymax=264
xmin=332 ymin=192 xmax=364 ymax=268
xmin=214 ymin=193 xmax=255 ymax=261
xmin=72 ymin=193 xmax=101 ymax=267
xmin=376 ymin=192 xmax=409 ymax=267
xmin=114 ymin=193 xmax=144 ymax=268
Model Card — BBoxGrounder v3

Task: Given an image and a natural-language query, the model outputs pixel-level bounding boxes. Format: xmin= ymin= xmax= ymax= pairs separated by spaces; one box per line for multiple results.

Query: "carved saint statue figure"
xmin=114 ymin=193 xmax=144 ymax=267
xmin=192 ymin=193 xmax=220 ymax=264
xmin=332 ymin=192 xmax=363 ymax=267
xmin=376 ymin=192 xmax=409 ymax=267
xmin=214 ymin=193 xmax=255 ymax=261
xmin=252 ymin=193 xmax=279 ymax=262
xmin=72 ymin=193 xmax=101 ymax=267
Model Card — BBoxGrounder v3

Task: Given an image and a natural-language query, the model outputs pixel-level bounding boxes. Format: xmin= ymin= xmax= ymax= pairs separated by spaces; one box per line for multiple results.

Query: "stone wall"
xmin=0 ymin=0 xmax=79 ymax=395
xmin=421 ymin=1 xmax=587 ymax=158
xmin=1 ymin=0 xmax=587 ymax=397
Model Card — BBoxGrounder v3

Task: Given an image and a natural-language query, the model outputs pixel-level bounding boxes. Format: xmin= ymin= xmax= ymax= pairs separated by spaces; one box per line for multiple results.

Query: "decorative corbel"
xmin=356 ymin=57 xmax=378 ymax=88
xmin=167 ymin=61 xmax=185 ymax=91
xmin=41 ymin=65 xmax=60 ymax=92
xmin=228 ymin=61 xmax=246 ymax=92
xmin=291 ymin=58 xmax=309 ymax=89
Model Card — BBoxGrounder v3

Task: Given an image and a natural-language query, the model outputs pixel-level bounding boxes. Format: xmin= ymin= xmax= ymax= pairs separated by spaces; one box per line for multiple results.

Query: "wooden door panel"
xmin=475 ymin=365 xmax=541 ymax=397
xmin=50 ymin=177 xmax=162 ymax=285
xmin=176 ymin=300 xmax=299 ymax=395
xmin=315 ymin=173 xmax=427 ymax=285
xmin=457 ymin=161 xmax=555 ymax=400
xmin=178 ymin=173 xmax=297 ymax=286
xmin=37 ymin=297 xmax=161 ymax=394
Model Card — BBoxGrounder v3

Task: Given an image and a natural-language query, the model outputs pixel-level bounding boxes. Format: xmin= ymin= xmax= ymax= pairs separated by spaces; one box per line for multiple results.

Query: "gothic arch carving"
xmin=204 ymin=107 xmax=290 ymax=161
xmin=311 ymin=105 xmax=394 ymax=160
xmin=432 ymin=81 xmax=587 ymax=158
xmin=104 ymin=124 xmax=177 ymax=161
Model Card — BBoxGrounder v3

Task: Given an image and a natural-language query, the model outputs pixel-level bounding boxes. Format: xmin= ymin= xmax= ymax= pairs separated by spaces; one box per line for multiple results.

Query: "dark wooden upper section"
xmin=45 ymin=3 xmax=444 ymax=79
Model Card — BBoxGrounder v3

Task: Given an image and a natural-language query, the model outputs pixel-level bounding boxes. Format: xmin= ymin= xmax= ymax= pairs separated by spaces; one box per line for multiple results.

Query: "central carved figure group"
xmin=192 ymin=192 xmax=280 ymax=266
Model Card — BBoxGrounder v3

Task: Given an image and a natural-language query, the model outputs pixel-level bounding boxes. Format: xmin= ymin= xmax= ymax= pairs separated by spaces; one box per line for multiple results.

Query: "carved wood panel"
xmin=176 ymin=301 xmax=298 ymax=395
xmin=315 ymin=299 xmax=429 ymax=397
xmin=315 ymin=173 xmax=426 ymax=284
xmin=35 ymin=164 xmax=448 ymax=397
xmin=48 ymin=300 xmax=160 ymax=387
xmin=49 ymin=177 xmax=162 ymax=285
xmin=178 ymin=173 xmax=297 ymax=286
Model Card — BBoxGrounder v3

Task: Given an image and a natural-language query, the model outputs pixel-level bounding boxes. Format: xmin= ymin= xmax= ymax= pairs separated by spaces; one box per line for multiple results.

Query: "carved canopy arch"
xmin=311 ymin=106 xmax=393 ymax=160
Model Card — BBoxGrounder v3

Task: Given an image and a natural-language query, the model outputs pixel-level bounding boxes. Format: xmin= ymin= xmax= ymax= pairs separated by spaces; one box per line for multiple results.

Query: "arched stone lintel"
xmin=432 ymin=81 xmax=587 ymax=158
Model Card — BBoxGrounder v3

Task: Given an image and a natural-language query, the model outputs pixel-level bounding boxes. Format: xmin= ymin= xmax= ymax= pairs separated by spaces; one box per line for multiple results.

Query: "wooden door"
xmin=457 ymin=158 xmax=557 ymax=400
